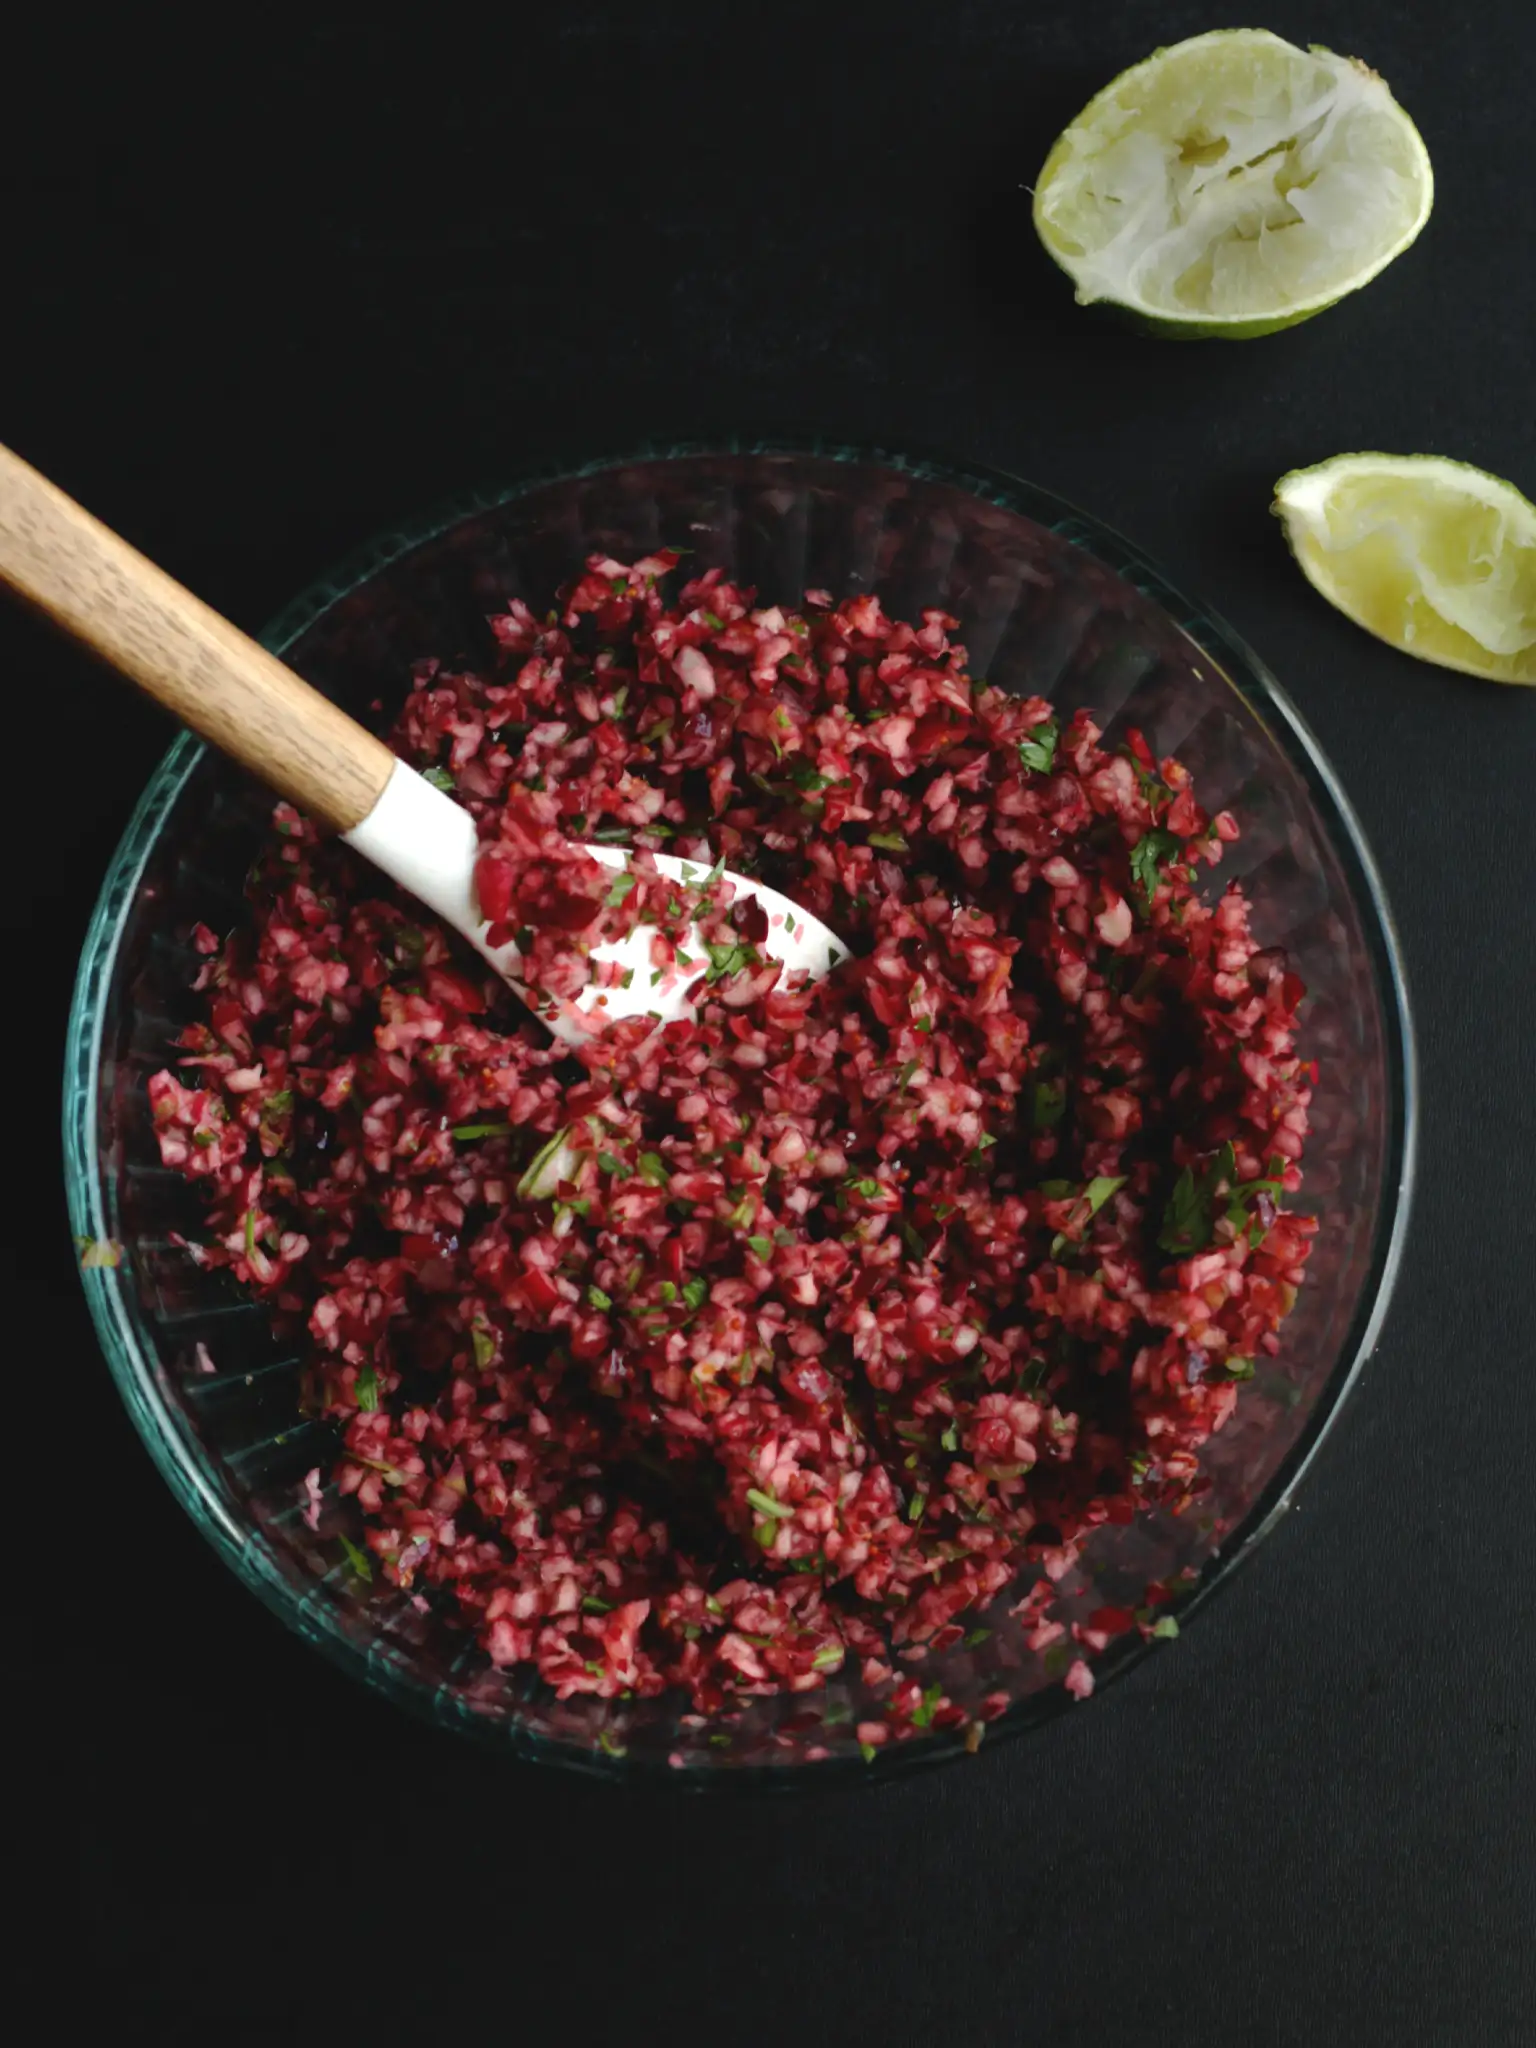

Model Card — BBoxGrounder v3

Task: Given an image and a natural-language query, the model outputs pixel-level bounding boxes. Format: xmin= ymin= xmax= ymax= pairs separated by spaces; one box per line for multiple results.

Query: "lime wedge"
xmin=1274 ymin=456 xmax=1536 ymax=684
xmin=1033 ymin=29 xmax=1433 ymax=338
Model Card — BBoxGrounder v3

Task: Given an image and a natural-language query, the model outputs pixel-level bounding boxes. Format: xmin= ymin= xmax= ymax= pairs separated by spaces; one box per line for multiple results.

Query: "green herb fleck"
xmin=1083 ymin=1175 xmax=1127 ymax=1218
xmin=586 ymin=1286 xmax=613 ymax=1312
xmin=1130 ymin=827 xmax=1181 ymax=906
xmin=471 ymin=1324 xmax=496 ymax=1370
xmin=354 ymin=1363 xmax=380 ymax=1412
xmin=451 ymin=1120 xmax=513 ymax=1141
xmin=605 ymin=872 xmax=637 ymax=909
xmin=1031 ymin=1079 xmax=1067 ymax=1129
xmin=422 ymin=765 xmax=456 ymax=792
xmin=682 ymin=1277 xmax=709 ymax=1314
xmin=868 ymin=830 xmax=909 ymax=853
xmin=1157 ymin=1141 xmax=1235 ymax=1256
xmin=1152 ymin=1615 xmax=1181 ymax=1639
xmin=910 ymin=1682 xmax=944 ymax=1728
xmin=338 ymin=1534 xmax=372 ymax=1581
xmin=638 ymin=1152 xmax=669 ymax=1187
xmin=1017 ymin=718 xmax=1059 ymax=775
xmin=746 ymin=1235 xmax=774 ymax=1262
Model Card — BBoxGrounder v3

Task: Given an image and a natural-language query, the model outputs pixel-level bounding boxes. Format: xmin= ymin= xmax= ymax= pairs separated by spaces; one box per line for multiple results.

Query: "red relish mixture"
xmin=150 ymin=554 xmax=1315 ymax=1741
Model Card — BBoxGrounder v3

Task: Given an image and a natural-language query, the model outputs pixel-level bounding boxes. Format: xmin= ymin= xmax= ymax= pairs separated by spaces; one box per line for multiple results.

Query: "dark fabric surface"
xmin=10 ymin=4 xmax=1534 ymax=2042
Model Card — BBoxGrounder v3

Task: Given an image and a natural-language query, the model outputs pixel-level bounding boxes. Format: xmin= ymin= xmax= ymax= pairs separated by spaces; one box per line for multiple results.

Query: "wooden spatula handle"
xmin=0 ymin=441 xmax=396 ymax=833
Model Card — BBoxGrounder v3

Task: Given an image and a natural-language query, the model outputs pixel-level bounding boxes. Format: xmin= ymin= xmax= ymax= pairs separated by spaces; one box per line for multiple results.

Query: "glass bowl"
xmin=64 ymin=442 xmax=1415 ymax=1786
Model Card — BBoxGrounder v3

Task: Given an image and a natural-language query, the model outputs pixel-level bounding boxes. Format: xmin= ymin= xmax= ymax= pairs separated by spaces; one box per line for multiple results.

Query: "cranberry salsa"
xmin=150 ymin=554 xmax=1315 ymax=1736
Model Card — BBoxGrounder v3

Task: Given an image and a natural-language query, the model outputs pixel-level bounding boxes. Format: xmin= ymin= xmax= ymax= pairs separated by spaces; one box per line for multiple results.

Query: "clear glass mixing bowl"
xmin=64 ymin=442 xmax=1415 ymax=1785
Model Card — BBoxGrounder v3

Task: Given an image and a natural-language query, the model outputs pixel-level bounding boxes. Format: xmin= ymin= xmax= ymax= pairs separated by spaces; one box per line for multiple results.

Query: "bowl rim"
xmin=63 ymin=435 xmax=1418 ymax=1788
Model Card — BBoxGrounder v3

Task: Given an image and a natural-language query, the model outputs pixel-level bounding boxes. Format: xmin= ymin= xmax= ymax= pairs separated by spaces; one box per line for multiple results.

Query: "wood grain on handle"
xmin=0 ymin=441 xmax=396 ymax=833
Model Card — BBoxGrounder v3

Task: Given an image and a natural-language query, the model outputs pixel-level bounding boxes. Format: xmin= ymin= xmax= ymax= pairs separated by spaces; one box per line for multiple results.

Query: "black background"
xmin=11 ymin=4 xmax=1534 ymax=2043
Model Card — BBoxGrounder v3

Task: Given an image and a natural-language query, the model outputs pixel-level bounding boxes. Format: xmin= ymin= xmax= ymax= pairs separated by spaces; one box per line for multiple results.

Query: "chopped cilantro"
xmin=746 ymin=1235 xmax=774 ymax=1262
xmin=638 ymin=1152 xmax=669 ymax=1186
xmin=910 ymin=1682 xmax=944 ymax=1728
xmin=1157 ymin=1141 xmax=1235 ymax=1256
xmin=1129 ymin=827 xmax=1181 ymax=906
xmin=682 ymin=1277 xmax=709 ymax=1313
xmin=868 ymin=830 xmax=909 ymax=853
xmin=1017 ymin=718 xmax=1059 ymax=774
xmin=1083 ymin=1174 xmax=1127 ymax=1217
xmin=812 ymin=1643 xmax=844 ymax=1671
xmin=586 ymin=1285 xmax=613 ymax=1311
xmin=605 ymin=871 xmax=637 ymax=909
xmin=338 ymin=1534 xmax=372 ymax=1581
xmin=1031 ymin=1079 xmax=1067 ymax=1128
xmin=704 ymin=939 xmax=757 ymax=983
xmin=421 ymin=765 xmax=456 ymax=792
xmin=451 ymin=1121 xmax=513 ymax=1141
xmin=581 ymin=1593 xmax=613 ymax=1614
xmin=471 ymin=1324 xmax=496 ymax=1370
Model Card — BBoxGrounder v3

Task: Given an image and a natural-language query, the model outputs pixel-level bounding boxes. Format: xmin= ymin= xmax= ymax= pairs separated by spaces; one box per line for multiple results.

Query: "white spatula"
xmin=0 ymin=442 xmax=845 ymax=1041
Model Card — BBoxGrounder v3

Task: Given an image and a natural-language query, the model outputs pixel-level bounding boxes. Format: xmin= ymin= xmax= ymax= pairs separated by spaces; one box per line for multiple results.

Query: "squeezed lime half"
xmin=1033 ymin=29 xmax=1433 ymax=338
